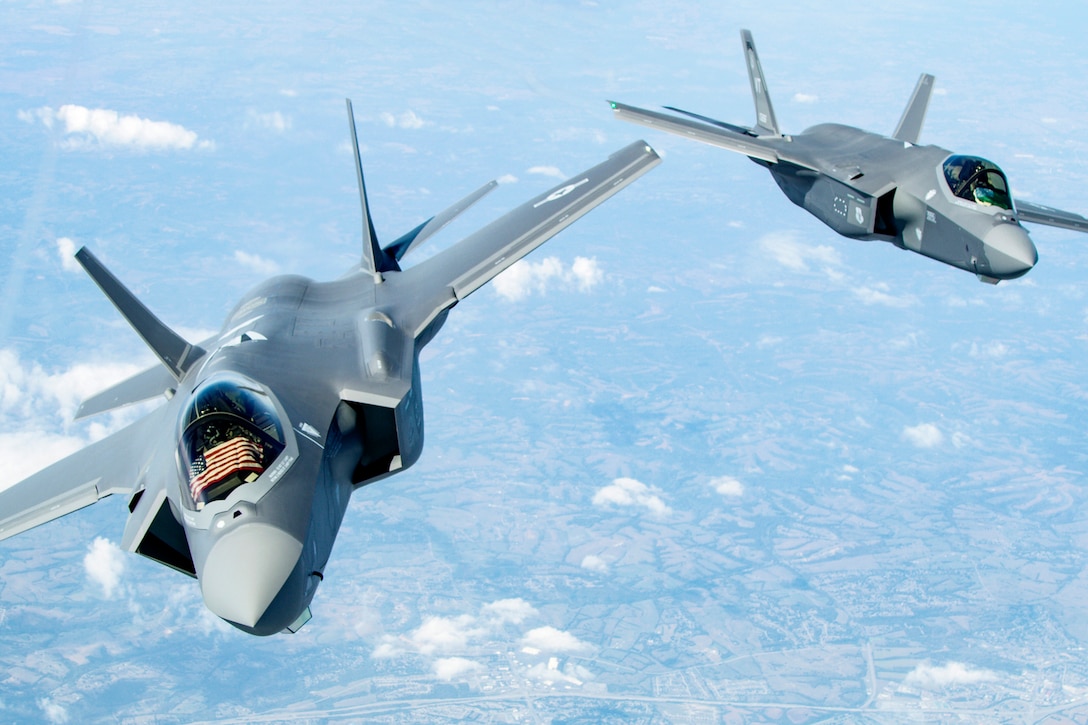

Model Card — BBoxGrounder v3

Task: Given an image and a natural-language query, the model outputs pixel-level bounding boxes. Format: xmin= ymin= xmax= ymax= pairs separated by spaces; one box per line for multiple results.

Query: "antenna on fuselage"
xmin=346 ymin=98 xmax=386 ymax=280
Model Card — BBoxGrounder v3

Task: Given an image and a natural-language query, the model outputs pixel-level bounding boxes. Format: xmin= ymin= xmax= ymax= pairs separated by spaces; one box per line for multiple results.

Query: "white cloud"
xmin=29 ymin=104 xmax=212 ymax=151
xmin=494 ymin=257 xmax=560 ymax=301
xmin=233 ymin=250 xmax=280 ymax=276
xmin=247 ymin=110 xmax=291 ymax=132
xmin=497 ymin=173 xmax=518 ymax=185
xmin=592 ymin=477 xmax=671 ymax=516
xmin=482 ymin=598 xmax=538 ymax=625
xmin=970 ymin=341 xmax=1008 ymax=358
xmin=38 ymin=698 xmax=68 ymax=724
xmin=380 ymin=110 xmax=427 ymax=129
xmin=526 ymin=660 xmax=594 ymax=686
xmin=0 ymin=431 xmax=85 ymax=490
xmin=521 ymin=626 xmax=591 ymax=654
xmin=0 ymin=349 xmax=144 ymax=487
xmin=902 ymin=423 xmax=944 ymax=449
xmin=905 ymin=661 xmax=998 ymax=688
xmin=0 ymin=348 xmax=142 ymax=425
xmin=570 ymin=256 xmax=603 ymax=291
xmin=433 ymin=657 xmax=483 ymax=680
xmin=793 ymin=93 xmax=818 ymax=103
xmin=84 ymin=537 xmax=125 ymax=598
xmin=493 ymin=256 xmax=604 ymax=301
xmin=55 ymin=237 xmax=81 ymax=272
xmin=710 ymin=476 xmax=744 ymax=497
xmin=759 ymin=232 xmax=840 ymax=272
xmin=854 ymin=284 xmax=915 ymax=308
xmin=371 ymin=641 xmax=402 ymax=659
xmin=756 ymin=335 xmax=783 ymax=348
xmin=410 ymin=614 xmax=483 ymax=655
xmin=580 ymin=554 xmax=608 ymax=573
xmin=527 ymin=165 xmax=565 ymax=179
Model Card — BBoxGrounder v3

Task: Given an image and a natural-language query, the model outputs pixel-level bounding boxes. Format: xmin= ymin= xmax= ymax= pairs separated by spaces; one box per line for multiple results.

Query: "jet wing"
xmin=609 ymin=101 xmax=781 ymax=165
xmin=402 ymin=139 xmax=661 ymax=335
xmin=76 ymin=363 xmax=178 ymax=420
xmin=0 ymin=404 xmax=169 ymax=541
xmin=1015 ymin=200 xmax=1088 ymax=233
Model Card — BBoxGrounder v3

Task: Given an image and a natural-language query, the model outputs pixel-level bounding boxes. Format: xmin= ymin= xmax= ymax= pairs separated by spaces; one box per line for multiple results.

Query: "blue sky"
xmin=3 ymin=1 xmax=1088 ymax=722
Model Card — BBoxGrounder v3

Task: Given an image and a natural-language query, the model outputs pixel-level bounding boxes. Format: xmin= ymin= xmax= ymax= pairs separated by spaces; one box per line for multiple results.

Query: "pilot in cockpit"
xmin=179 ymin=374 xmax=285 ymax=509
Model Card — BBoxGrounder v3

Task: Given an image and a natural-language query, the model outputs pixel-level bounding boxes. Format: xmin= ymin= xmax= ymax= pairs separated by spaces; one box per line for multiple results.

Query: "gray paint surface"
xmin=0 ymin=110 xmax=660 ymax=636
xmin=612 ymin=30 xmax=1088 ymax=283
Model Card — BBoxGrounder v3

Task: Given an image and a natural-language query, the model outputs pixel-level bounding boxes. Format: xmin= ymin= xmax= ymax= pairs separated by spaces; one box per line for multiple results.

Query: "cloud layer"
xmin=592 ymin=477 xmax=671 ymax=516
xmin=710 ymin=475 xmax=744 ymax=497
xmin=902 ymin=423 xmax=944 ymax=448
xmin=759 ymin=231 xmax=841 ymax=272
xmin=22 ymin=105 xmax=212 ymax=150
xmin=368 ymin=598 xmax=594 ymax=687
xmin=521 ymin=626 xmax=591 ymax=654
xmin=84 ymin=537 xmax=125 ymax=598
xmin=905 ymin=661 xmax=998 ymax=688
xmin=380 ymin=110 xmax=426 ymax=129
xmin=0 ymin=349 xmax=143 ymax=487
xmin=493 ymin=256 xmax=603 ymax=301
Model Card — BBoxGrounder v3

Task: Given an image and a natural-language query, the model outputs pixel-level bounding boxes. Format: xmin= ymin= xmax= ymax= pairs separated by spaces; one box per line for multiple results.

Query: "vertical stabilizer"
xmin=75 ymin=247 xmax=204 ymax=381
xmin=345 ymin=99 xmax=386 ymax=277
xmin=740 ymin=29 xmax=780 ymax=137
xmin=892 ymin=73 xmax=935 ymax=144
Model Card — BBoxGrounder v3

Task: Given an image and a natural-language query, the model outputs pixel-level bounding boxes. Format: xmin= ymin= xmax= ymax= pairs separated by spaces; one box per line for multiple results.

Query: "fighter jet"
xmin=610 ymin=30 xmax=1088 ymax=283
xmin=0 ymin=100 xmax=660 ymax=636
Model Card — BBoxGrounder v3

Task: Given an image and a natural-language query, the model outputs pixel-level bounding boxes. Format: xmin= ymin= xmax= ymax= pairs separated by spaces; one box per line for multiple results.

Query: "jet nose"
xmin=983 ymin=224 xmax=1038 ymax=279
xmin=200 ymin=523 xmax=303 ymax=628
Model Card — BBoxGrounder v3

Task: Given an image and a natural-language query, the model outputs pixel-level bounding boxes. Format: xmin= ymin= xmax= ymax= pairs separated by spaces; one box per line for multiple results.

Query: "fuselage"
xmin=758 ymin=123 xmax=1037 ymax=281
xmin=149 ymin=269 xmax=434 ymax=635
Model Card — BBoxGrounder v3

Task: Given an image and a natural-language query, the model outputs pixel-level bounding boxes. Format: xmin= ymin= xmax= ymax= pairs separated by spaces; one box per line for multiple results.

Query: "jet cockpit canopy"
xmin=178 ymin=373 xmax=286 ymax=510
xmin=942 ymin=155 xmax=1013 ymax=211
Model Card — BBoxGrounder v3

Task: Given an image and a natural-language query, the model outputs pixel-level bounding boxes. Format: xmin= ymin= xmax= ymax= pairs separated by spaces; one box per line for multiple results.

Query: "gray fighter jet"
xmin=0 ymin=100 xmax=660 ymax=636
xmin=611 ymin=30 xmax=1088 ymax=283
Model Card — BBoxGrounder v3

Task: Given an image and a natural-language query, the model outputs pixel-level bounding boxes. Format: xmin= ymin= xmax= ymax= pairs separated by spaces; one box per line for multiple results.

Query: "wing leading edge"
xmin=609 ymin=102 xmax=780 ymax=165
xmin=1016 ymin=200 xmax=1088 ymax=233
xmin=0 ymin=404 xmax=169 ymax=541
xmin=403 ymin=139 xmax=661 ymax=335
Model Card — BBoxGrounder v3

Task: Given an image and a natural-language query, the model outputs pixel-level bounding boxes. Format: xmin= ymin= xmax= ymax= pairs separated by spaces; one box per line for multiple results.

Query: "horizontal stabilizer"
xmin=76 ymin=363 xmax=177 ymax=419
xmin=0 ymin=405 xmax=168 ymax=541
xmin=740 ymin=29 xmax=781 ymax=137
xmin=76 ymin=248 xmax=204 ymax=381
xmin=1016 ymin=200 xmax=1088 ymax=233
xmin=610 ymin=101 xmax=780 ymax=164
xmin=893 ymin=73 xmax=935 ymax=144
xmin=403 ymin=140 xmax=661 ymax=336
xmin=385 ymin=180 xmax=499 ymax=261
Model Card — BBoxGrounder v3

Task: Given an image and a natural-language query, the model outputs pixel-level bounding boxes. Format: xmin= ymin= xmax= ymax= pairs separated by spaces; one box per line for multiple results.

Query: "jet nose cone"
xmin=983 ymin=224 xmax=1038 ymax=279
xmin=200 ymin=523 xmax=303 ymax=628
